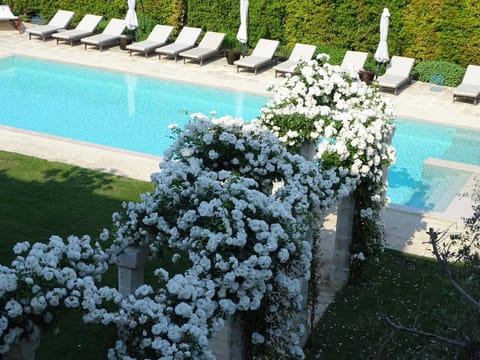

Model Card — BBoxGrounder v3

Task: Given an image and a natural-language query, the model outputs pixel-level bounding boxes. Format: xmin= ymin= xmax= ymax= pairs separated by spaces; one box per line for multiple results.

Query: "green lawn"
xmin=0 ymin=150 xmax=154 ymax=359
xmin=305 ymin=250 xmax=468 ymax=359
xmin=0 ymin=150 xmax=468 ymax=359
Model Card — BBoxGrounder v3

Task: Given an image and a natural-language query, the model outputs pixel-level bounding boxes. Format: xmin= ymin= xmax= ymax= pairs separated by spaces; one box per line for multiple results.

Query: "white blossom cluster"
xmin=0 ymin=234 xmax=109 ymax=354
xmin=81 ymin=271 xmax=218 ymax=359
xmin=108 ymin=165 xmax=309 ymax=357
xmin=99 ymin=116 xmax=337 ymax=358
xmin=164 ymin=113 xmax=347 ymax=217
xmin=259 ymin=59 xmax=397 ymax=261
xmin=260 ymin=60 xmax=395 ymax=185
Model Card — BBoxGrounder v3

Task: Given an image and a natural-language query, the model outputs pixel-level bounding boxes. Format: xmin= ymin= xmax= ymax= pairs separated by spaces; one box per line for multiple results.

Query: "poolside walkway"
xmin=0 ymin=24 xmax=479 ymax=260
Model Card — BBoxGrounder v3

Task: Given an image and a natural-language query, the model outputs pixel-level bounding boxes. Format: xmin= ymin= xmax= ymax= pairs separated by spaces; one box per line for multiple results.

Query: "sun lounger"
xmin=273 ymin=43 xmax=316 ymax=77
xmin=52 ymin=14 xmax=102 ymax=46
xmin=453 ymin=65 xmax=480 ymax=105
xmin=155 ymin=26 xmax=202 ymax=61
xmin=179 ymin=31 xmax=226 ymax=65
xmin=126 ymin=24 xmax=174 ymax=58
xmin=0 ymin=5 xmax=17 ymax=21
xmin=25 ymin=10 xmax=75 ymax=41
xmin=0 ymin=5 xmax=19 ymax=31
xmin=341 ymin=50 xmax=369 ymax=72
xmin=377 ymin=56 xmax=415 ymax=95
xmin=234 ymin=38 xmax=280 ymax=75
xmin=81 ymin=18 xmax=126 ymax=51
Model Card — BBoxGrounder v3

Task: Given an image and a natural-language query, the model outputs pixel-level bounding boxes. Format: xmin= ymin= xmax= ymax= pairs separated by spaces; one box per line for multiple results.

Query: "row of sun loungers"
xmin=20 ymin=10 xmax=480 ymax=104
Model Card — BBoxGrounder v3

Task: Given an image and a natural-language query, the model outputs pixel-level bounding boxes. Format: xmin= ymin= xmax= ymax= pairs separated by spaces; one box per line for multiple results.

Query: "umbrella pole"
xmin=139 ymin=0 xmax=146 ymax=33
xmin=241 ymin=43 xmax=247 ymax=57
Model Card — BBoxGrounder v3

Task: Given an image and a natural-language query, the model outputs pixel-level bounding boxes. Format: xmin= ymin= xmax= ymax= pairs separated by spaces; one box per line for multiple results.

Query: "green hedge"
xmin=6 ymin=0 xmax=479 ymax=68
xmin=401 ymin=0 xmax=480 ymax=67
xmin=412 ymin=60 xmax=466 ymax=87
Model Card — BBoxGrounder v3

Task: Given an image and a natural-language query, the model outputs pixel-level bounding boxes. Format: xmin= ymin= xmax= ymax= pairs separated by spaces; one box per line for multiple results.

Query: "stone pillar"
xmin=330 ymin=194 xmax=355 ymax=291
xmin=297 ymin=140 xmax=316 ymax=346
xmin=117 ymin=245 xmax=149 ymax=297
xmin=4 ymin=331 xmax=40 ymax=360
xmin=299 ymin=141 xmax=316 ymax=161
xmin=209 ymin=318 xmax=245 ymax=360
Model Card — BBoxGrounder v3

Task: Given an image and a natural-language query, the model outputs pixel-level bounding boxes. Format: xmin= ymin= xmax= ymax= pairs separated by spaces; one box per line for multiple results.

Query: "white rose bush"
xmin=259 ymin=56 xmax=396 ymax=270
xmin=99 ymin=115 xmax=345 ymax=359
xmin=0 ymin=234 xmax=109 ymax=354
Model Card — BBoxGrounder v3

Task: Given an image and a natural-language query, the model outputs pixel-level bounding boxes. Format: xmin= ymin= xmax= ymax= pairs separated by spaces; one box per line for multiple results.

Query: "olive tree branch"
xmin=427 ymin=228 xmax=480 ymax=312
xmin=380 ymin=313 xmax=466 ymax=349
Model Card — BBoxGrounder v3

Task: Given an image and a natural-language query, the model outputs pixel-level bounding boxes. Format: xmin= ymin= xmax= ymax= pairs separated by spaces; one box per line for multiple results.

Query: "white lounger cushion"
xmin=377 ymin=56 xmax=415 ymax=94
xmin=126 ymin=24 xmax=174 ymax=57
xmin=234 ymin=39 xmax=280 ymax=74
xmin=341 ymin=50 xmax=369 ymax=72
xmin=273 ymin=43 xmax=316 ymax=77
xmin=179 ymin=31 xmax=226 ymax=65
xmin=453 ymin=65 xmax=480 ymax=104
xmin=0 ymin=5 xmax=18 ymax=20
xmin=52 ymin=14 xmax=102 ymax=45
xmin=156 ymin=27 xmax=202 ymax=60
xmin=81 ymin=18 xmax=126 ymax=50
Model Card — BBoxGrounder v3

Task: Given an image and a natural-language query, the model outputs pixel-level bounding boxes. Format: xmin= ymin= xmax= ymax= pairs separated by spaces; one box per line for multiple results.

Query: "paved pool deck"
xmin=0 ymin=23 xmax=479 ymax=258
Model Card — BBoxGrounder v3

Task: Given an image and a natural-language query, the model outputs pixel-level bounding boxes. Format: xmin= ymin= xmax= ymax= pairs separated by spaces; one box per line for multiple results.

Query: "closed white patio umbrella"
xmin=374 ymin=7 xmax=390 ymax=65
xmin=125 ymin=0 xmax=138 ymax=31
xmin=236 ymin=0 xmax=248 ymax=55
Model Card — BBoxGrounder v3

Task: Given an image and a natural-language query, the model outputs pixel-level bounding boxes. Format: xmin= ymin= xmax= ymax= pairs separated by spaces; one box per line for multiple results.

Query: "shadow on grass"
xmin=0 ymin=151 xmax=153 ymax=265
xmin=0 ymin=151 xmax=154 ymax=360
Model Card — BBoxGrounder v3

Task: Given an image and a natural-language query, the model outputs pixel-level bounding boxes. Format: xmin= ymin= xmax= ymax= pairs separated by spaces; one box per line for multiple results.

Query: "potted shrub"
xmin=223 ymin=33 xmax=243 ymax=65
xmin=225 ymin=49 xmax=241 ymax=65
xmin=358 ymin=65 xmax=375 ymax=85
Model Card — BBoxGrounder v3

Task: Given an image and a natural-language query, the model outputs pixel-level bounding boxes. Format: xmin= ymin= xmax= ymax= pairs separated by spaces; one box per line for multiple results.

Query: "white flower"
xmin=278 ymin=248 xmax=290 ymax=263
xmin=252 ymin=332 xmax=265 ymax=344
xmin=5 ymin=300 xmax=23 ymax=318
xmin=13 ymin=241 xmax=30 ymax=254
xmin=175 ymin=302 xmax=192 ymax=317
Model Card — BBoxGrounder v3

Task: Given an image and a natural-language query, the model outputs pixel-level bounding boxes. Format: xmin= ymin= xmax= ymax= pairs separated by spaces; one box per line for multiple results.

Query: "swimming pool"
xmin=0 ymin=56 xmax=269 ymax=156
xmin=388 ymin=118 xmax=480 ymax=211
xmin=1 ymin=56 xmax=479 ymax=212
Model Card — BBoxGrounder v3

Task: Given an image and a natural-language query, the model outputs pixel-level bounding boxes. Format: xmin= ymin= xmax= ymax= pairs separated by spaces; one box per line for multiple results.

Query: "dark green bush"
xmin=315 ymin=45 xmax=348 ymax=66
xmin=412 ymin=60 xmax=466 ymax=87
xmin=283 ymin=0 xmax=334 ymax=48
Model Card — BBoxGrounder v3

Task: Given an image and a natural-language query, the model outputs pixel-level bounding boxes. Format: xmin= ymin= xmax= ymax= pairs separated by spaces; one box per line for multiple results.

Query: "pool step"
xmin=424 ymin=157 xmax=479 ymax=220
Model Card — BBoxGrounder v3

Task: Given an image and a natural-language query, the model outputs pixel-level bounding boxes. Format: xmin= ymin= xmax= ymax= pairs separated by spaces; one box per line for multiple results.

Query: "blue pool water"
xmin=0 ymin=56 xmax=269 ymax=156
xmin=1 ymin=56 xmax=479 ymax=211
xmin=388 ymin=118 xmax=480 ymax=211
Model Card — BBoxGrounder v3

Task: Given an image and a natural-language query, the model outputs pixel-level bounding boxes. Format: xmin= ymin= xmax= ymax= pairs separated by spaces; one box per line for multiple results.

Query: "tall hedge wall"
xmin=6 ymin=0 xmax=479 ymax=66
